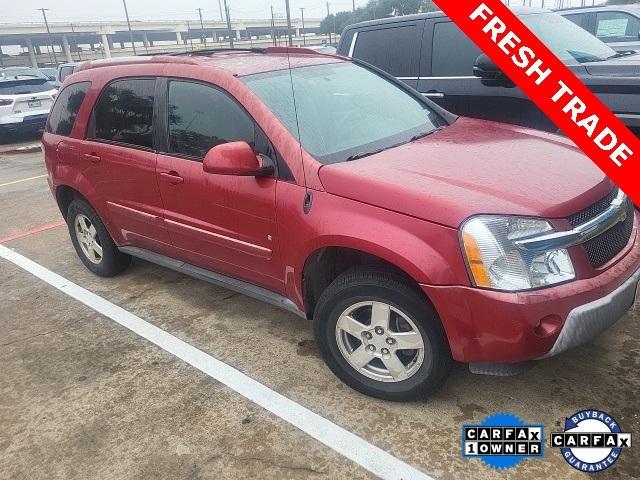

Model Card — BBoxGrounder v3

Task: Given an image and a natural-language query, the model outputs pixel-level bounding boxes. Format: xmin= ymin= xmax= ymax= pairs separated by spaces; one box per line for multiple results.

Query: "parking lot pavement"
xmin=0 ymin=144 xmax=638 ymax=479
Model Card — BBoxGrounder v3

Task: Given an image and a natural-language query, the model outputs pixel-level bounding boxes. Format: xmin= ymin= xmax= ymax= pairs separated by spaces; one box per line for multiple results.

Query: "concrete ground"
xmin=0 ymin=145 xmax=638 ymax=480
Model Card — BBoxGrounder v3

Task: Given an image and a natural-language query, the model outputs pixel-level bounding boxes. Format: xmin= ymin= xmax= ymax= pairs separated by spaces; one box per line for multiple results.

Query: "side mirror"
xmin=473 ymin=54 xmax=515 ymax=87
xmin=202 ymin=141 xmax=274 ymax=177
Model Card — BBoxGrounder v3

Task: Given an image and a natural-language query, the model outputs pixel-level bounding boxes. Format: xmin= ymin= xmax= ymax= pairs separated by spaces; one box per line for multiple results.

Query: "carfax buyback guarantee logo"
xmin=552 ymin=409 xmax=632 ymax=473
xmin=462 ymin=413 xmax=544 ymax=469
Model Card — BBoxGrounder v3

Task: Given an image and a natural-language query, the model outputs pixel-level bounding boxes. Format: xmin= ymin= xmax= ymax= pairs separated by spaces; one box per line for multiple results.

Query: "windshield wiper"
xmin=410 ymin=127 xmax=445 ymax=142
xmin=346 ymin=149 xmax=385 ymax=162
xmin=607 ymin=50 xmax=637 ymax=60
xmin=345 ymin=127 xmax=446 ymax=162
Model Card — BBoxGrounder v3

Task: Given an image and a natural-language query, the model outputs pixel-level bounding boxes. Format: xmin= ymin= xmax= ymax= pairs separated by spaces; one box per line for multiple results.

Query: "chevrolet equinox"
xmin=43 ymin=48 xmax=640 ymax=401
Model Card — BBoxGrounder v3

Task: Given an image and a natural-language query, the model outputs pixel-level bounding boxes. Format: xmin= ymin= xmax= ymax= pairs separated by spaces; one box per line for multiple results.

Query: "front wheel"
xmin=314 ymin=268 xmax=453 ymax=401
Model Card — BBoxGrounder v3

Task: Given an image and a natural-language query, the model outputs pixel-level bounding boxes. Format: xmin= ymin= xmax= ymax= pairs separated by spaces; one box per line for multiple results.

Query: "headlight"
xmin=461 ymin=216 xmax=575 ymax=291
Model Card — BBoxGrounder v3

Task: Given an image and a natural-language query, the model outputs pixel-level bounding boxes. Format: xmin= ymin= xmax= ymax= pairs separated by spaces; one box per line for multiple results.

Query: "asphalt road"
xmin=0 ymin=145 xmax=638 ymax=479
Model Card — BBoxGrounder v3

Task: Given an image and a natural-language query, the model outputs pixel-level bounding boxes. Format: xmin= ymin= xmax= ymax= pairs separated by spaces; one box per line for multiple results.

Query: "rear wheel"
xmin=67 ymin=198 xmax=131 ymax=277
xmin=313 ymin=267 xmax=452 ymax=401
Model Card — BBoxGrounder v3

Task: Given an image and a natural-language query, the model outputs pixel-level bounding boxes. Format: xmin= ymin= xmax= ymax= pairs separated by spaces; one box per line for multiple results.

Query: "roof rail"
xmin=169 ymin=46 xmax=337 ymax=57
xmin=169 ymin=47 xmax=267 ymax=56
xmin=77 ymin=55 xmax=200 ymax=72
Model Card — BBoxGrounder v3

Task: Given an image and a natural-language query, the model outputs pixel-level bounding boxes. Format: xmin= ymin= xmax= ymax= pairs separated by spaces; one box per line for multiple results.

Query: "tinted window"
xmin=46 ymin=81 xmax=90 ymax=136
xmin=432 ymin=22 xmax=481 ymax=76
xmin=0 ymin=79 xmax=55 ymax=94
xmin=91 ymin=78 xmax=155 ymax=149
xmin=596 ymin=11 xmax=640 ymax=42
xmin=564 ymin=13 xmax=589 ymax=30
xmin=353 ymin=24 xmax=420 ymax=77
xmin=168 ymin=81 xmax=255 ymax=159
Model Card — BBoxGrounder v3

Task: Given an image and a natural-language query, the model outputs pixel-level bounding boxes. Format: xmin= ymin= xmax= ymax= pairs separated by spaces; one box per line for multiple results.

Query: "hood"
xmin=318 ymin=118 xmax=613 ymax=228
xmin=583 ymin=53 xmax=640 ymax=77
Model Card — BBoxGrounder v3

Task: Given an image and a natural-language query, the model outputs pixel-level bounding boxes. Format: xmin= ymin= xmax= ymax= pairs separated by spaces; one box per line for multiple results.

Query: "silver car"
xmin=559 ymin=5 xmax=640 ymax=52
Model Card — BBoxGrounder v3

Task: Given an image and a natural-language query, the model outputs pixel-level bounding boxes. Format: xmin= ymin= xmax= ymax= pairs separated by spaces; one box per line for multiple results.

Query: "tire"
xmin=313 ymin=267 xmax=452 ymax=401
xmin=67 ymin=198 xmax=131 ymax=277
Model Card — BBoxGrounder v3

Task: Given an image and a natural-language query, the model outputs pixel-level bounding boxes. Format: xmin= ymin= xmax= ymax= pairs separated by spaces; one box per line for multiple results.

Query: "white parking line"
xmin=0 ymin=244 xmax=434 ymax=480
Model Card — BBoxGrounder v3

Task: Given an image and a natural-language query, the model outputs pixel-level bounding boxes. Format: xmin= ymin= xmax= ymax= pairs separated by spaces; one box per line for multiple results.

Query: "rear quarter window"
xmin=46 ymin=81 xmax=91 ymax=136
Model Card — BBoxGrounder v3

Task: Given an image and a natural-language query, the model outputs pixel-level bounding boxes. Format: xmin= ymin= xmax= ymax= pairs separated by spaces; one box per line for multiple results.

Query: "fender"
xmin=276 ymin=186 xmax=471 ymax=309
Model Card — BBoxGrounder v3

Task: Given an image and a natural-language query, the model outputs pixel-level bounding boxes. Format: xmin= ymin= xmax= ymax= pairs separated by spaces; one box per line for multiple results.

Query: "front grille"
xmin=568 ymin=189 xmax=634 ymax=268
xmin=568 ymin=188 xmax=619 ymax=227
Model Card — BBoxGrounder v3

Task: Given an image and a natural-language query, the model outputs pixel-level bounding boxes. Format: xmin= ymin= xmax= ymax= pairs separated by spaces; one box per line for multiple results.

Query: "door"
xmin=155 ymin=79 xmax=282 ymax=290
xmin=419 ymin=19 xmax=555 ymax=131
xmin=82 ymin=77 xmax=173 ymax=254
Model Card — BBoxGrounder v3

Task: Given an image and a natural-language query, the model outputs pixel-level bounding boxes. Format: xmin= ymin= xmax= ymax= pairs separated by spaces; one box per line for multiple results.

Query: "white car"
xmin=0 ymin=69 xmax=57 ymax=137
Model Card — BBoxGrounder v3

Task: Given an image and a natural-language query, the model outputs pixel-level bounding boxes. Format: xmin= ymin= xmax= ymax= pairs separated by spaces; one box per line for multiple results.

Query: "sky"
xmin=1 ymin=0 xmax=607 ymax=23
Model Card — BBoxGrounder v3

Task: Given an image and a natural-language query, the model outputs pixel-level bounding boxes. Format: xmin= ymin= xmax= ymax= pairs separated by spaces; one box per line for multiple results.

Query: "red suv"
xmin=43 ymin=48 xmax=639 ymax=401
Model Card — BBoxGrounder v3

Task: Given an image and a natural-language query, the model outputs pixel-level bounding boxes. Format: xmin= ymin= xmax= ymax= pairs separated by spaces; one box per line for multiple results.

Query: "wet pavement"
xmin=0 ymin=146 xmax=638 ymax=479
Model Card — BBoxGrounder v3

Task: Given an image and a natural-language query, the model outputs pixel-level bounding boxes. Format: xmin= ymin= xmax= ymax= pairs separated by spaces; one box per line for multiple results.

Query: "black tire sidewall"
xmin=67 ymin=199 xmax=130 ymax=277
xmin=314 ymin=276 xmax=451 ymax=401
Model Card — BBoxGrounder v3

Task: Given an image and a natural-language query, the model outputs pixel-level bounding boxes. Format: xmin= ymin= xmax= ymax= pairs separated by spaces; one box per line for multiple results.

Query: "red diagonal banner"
xmin=433 ymin=1 xmax=640 ymax=206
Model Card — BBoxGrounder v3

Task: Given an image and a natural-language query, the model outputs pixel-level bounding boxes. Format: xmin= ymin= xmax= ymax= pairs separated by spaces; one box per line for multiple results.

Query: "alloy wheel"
xmin=74 ymin=213 xmax=103 ymax=264
xmin=335 ymin=301 xmax=425 ymax=383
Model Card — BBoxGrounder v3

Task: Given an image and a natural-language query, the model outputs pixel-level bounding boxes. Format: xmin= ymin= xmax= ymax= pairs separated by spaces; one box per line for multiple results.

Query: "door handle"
xmin=83 ymin=153 xmax=101 ymax=164
xmin=160 ymin=171 xmax=184 ymax=185
xmin=422 ymin=91 xmax=445 ymax=98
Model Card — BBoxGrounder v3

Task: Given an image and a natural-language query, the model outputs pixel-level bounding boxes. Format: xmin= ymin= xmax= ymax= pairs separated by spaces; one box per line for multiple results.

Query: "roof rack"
xmin=168 ymin=46 xmax=337 ymax=57
xmin=169 ymin=48 xmax=267 ymax=56
xmin=77 ymin=55 xmax=200 ymax=72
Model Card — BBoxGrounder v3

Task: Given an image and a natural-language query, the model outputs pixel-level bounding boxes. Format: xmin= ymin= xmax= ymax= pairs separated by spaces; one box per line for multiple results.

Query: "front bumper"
xmin=541 ymin=266 xmax=640 ymax=358
xmin=421 ymin=211 xmax=640 ymax=363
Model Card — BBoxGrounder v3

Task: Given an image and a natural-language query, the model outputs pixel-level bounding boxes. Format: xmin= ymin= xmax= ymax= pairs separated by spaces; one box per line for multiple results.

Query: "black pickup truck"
xmin=338 ymin=7 xmax=640 ymax=136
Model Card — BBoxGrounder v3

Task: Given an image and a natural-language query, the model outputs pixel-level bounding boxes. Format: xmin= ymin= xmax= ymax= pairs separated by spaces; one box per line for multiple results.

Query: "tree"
xmin=321 ymin=0 xmax=440 ymax=35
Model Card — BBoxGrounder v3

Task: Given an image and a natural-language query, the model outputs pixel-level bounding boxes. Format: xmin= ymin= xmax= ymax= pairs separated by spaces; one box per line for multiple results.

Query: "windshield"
xmin=522 ymin=12 xmax=618 ymax=64
xmin=242 ymin=62 xmax=446 ymax=164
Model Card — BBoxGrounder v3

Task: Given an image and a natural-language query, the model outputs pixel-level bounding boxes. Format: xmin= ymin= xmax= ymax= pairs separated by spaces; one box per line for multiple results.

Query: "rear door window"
xmin=89 ymin=78 xmax=155 ymax=149
xmin=46 ymin=81 xmax=90 ymax=136
xmin=167 ymin=80 xmax=255 ymax=159
xmin=595 ymin=11 xmax=640 ymax=43
xmin=431 ymin=21 xmax=481 ymax=76
xmin=352 ymin=23 xmax=423 ymax=77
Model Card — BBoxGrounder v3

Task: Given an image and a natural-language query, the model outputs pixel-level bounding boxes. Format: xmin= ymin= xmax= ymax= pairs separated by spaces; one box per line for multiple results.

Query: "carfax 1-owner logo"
xmin=462 ymin=413 xmax=544 ymax=469
xmin=552 ymin=409 xmax=632 ymax=473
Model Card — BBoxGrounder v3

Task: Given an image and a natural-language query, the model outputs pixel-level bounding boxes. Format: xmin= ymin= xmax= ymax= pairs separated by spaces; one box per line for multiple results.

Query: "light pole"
xmin=187 ymin=21 xmax=194 ymax=50
xmin=326 ymin=2 xmax=332 ymax=46
xmin=38 ymin=8 xmax=58 ymax=65
xmin=300 ymin=8 xmax=306 ymax=46
xmin=223 ymin=0 xmax=234 ymax=48
xmin=284 ymin=0 xmax=293 ymax=46
xmin=270 ymin=6 xmax=277 ymax=46
xmin=122 ymin=0 xmax=137 ymax=55
xmin=217 ymin=0 xmax=224 ymax=21
xmin=197 ymin=8 xmax=207 ymax=47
